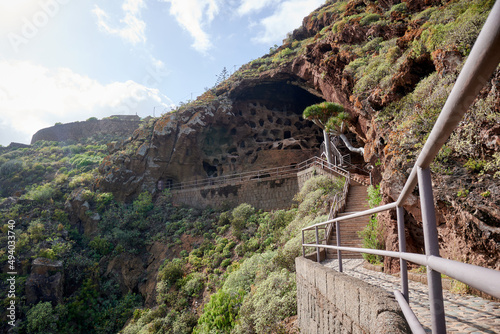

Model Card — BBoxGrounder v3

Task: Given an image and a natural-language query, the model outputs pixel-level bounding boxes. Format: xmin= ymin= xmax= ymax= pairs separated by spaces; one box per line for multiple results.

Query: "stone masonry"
xmin=296 ymin=256 xmax=410 ymax=334
xmin=170 ymin=174 xmax=299 ymax=211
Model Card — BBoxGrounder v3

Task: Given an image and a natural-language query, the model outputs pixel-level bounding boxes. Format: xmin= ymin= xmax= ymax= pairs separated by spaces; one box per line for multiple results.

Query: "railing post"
xmin=417 ymin=167 xmax=446 ymax=334
xmin=302 ymin=230 xmax=305 ymax=257
xmin=336 ymin=221 xmax=343 ymax=272
xmin=315 ymin=226 xmax=320 ymax=262
xmin=397 ymin=206 xmax=409 ymax=303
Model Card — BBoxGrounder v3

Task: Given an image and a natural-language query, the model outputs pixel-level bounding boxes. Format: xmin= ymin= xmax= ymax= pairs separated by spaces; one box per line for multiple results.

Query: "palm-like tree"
xmin=303 ymin=102 xmax=364 ymax=163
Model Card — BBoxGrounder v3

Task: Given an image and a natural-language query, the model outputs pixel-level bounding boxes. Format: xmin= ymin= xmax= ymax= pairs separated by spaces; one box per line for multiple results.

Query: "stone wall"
xmin=296 ymin=257 xmax=410 ymax=334
xmin=170 ymin=174 xmax=299 ymax=211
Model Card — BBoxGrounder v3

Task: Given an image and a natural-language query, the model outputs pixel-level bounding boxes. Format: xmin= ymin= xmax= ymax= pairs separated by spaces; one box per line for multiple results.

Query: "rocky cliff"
xmin=98 ymin=0 xmax=499 ymax=271
xmin=31 ymin=115 xmax=143 ymax=144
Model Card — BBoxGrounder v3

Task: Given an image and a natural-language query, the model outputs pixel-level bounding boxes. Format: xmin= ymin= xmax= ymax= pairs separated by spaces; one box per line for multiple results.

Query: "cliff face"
xmin=98 ymin=0 xmax=499 ymax=270
xmin=97 ymin=82 xmax=325 ymax=200
xmin=31 ymin=116 xmax=142 ymax=144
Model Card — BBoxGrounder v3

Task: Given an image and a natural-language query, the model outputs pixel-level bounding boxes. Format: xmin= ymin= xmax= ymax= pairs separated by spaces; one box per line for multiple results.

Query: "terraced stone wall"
xmin=170 ymin=174 xmax=299 ymax=211
xmin=296 ymin=257 xmax=410 ymax=333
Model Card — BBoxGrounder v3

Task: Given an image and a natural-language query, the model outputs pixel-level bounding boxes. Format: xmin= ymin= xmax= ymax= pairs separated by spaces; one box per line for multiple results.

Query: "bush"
xmin=359 ymin=185 xmax=383 ymax=263
xmin=89 ymin=236 xmax=112 ymax=255
xmin=360 ymin=13 xmax=381 ymax=26
xmin=27 ymin=302 xmax=58 ymax=333
xmin=234 ymin=269 xmax=296 ymax=333
xmin=194 ymin=289 xmax=244 ymax=333
xmin=26 ymin=184 xmax=58 ymax=203
xmin=0 ymin=159 xmax=23 ymax=176
xmin=158 ymin=258 xmax=184 ymax=287
xmin=133 ymin=191 xmax=154 ymax=215
xmin=223 ymin=252 xmax=275 ymax=294
xmin=231 ymin=203 xmax=255 ymax=233
xmin=181 ymin=272 xmax=205 ymax=297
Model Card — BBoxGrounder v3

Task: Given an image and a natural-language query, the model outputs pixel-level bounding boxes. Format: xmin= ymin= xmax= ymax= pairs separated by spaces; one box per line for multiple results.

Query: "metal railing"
xmin=168 ymin=156 xmax=349 ymax=191
xmin=301 ymin=2 xmax=500 ymax=333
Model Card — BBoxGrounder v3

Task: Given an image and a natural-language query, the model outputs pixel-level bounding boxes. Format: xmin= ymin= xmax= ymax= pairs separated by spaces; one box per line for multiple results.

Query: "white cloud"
xmin=162 ymin=0 xmax=221 ymax=53
xmin=252 ymin=0 xmax=325 ymax=44
xmin=0 ymin=60 xmax=173 ymax=146
xmin=236 ymin=0 xmax=276 ymax=16
xmin=93 ymin=0 xmax=147 ymax=45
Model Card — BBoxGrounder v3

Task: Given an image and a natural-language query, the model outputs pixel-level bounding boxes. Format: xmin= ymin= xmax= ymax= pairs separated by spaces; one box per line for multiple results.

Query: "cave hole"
xmin=203 ymin=161 xmax=218 ymax=177
xmin=284 ymin=130 xmax=291 ymax=139
xmin=259 ymin=119 xmax=264 ymax=126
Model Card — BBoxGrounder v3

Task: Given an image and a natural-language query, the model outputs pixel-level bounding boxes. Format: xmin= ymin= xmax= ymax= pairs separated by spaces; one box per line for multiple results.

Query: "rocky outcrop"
xmin=25 ymin=258 xmax=64 ymax=305
xmin=65 ymin=188 xmax=101 ymax=237
xmin=31 ymin=115 xmax=142 ymax=144
xmin=98 ymin=83 xmax=325 ymax=201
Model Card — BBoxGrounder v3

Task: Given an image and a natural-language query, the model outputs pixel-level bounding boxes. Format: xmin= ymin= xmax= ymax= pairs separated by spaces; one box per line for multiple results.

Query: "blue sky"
xmin=0 ymin=0 xmax=325 ymax=146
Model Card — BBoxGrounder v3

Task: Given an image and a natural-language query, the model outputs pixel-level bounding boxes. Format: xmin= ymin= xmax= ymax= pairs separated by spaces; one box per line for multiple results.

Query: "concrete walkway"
xmin=323 ymin=259 xmax=500 ymax=333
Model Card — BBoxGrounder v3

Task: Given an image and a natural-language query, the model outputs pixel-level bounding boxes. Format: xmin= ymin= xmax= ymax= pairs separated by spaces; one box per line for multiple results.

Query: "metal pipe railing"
xmin=394 ymin=290 xmax=426 ymax=334
xmin=301 ymin=243 xmax=500 ymax=300
xmin=169 ymin=156 xmax=348 ymax=191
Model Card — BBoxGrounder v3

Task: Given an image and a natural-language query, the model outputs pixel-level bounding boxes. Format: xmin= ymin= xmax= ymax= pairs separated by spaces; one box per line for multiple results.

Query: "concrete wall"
xmin=171 ymin=174 xmax=299 ymax=211
xmin=296 ymin=257 xmax=410 ymax=334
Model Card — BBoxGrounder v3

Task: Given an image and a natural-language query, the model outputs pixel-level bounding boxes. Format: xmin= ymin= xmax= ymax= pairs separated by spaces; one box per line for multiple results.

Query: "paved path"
xmin=323 ymin=259 xmax=500 ymax=333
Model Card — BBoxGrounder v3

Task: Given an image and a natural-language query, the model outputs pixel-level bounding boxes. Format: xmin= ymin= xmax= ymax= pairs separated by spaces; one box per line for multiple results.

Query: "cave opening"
xmin=230 ymin=79 xmax=324 ymax=115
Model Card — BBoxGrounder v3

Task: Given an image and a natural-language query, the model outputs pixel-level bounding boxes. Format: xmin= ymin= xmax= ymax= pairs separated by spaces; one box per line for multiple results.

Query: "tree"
xmin=303 ymin=102 xmax=364 ymax=163
xmin=215 ymin=67 xmax=229 ymax=86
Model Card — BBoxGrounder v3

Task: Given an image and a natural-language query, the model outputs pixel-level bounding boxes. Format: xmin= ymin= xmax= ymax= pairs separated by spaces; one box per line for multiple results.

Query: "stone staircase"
xmin=327 ymin=180 xmax=370 ymax=259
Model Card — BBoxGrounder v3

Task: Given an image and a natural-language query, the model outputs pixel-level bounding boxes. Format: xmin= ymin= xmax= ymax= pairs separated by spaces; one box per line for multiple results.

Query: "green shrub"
xmin=234 ymin=269 xmax=296 ymax=333
xmin=27 ymin=302 xmax=58 ymax=333
xmin=221 ymin=258 xmax=232 ymax=268
xmin=231 ymin=203 xmax=255 ymax=233
xmin=194 ymin=289 xmax=244 ymax=333
xmin=133 ymin=191 xmax=154 ymax=215
xmin=367 ymin=185 xmax=382 ymax=208
xmin=360 ymin=13 xmax=381 ymax=26
xmin=388 ymin=2 xmax=407 ymax=15
xmin=359 ymin=185 xmax=383 ymax=264
xmin=158 ymin=258 xmax=184 ymax=287
xmin=89 ymin=236 xmax=112 ymax=255
xmin=26 ymin=183 xmax=58 ymax=203
xmin=181 ymin=273 xmax=205 ymax=297
xmin=464 ymin=158 xmax=486 ymax=173
xmin=222 ymin=252 xmax=275 ymax=294
xmin=0 ymin=159 xmax=23 ymax=176
xmin=69 ymin=153 xmax=103 ymax=168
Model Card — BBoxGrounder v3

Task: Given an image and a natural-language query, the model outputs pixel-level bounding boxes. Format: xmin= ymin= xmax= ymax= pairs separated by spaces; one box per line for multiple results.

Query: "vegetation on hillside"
xmin=0 ymin=128 xmax=344 ymax=333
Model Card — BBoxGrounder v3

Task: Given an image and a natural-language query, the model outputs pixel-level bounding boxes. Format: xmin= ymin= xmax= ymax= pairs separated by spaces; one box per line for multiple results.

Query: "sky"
xmin=0 ymin=0 xmax=326 ymax=146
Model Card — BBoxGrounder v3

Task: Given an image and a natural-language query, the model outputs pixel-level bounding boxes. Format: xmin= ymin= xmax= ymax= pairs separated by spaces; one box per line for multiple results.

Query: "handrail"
xmin=168 ymin=156 xmax=348 ymax=191
xmin=301 ymin=2 xmax=500 ymax=333
xmin=300 ymin=244 xmax=500 ymax=300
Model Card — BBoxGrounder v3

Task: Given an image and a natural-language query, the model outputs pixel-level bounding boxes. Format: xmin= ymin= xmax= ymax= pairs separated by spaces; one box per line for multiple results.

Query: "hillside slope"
xmin=99 ymin=0 xmax=499 ymax=271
